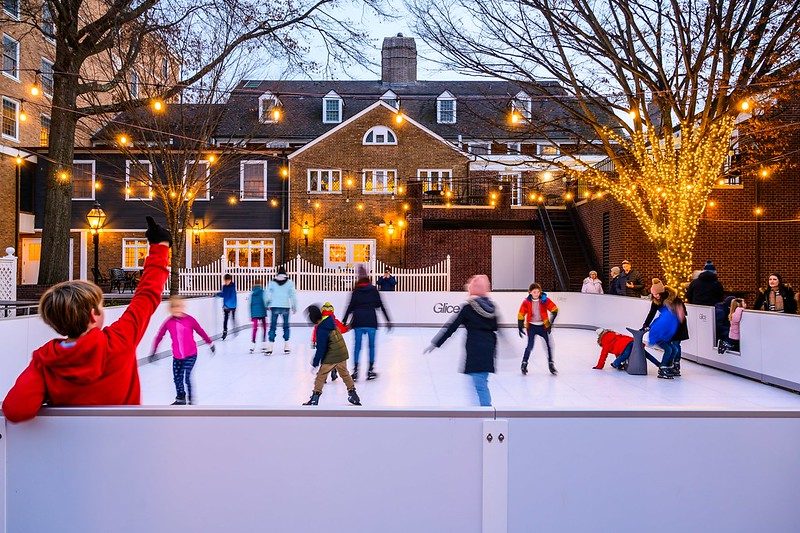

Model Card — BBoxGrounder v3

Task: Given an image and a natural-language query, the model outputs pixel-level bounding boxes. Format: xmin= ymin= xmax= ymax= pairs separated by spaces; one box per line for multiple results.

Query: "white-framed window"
xmin=323 ymin=239 xmax=375 ymax=269
xmin=42 ymin=3 xmax=55 ymax=40
xmin=161 ymin=57 xmax=169 ymax=81
xmin=501 ymin=172 xmax=523 ymax=206
xmin=363 ymin=125 xmax=397 ymax=145
xmin=362 ymin=169 xmax=397 ymax=194
xmin=224 ymin=238 xmax=275 ymax=268
xmin=437 ymin=91 xmax=456 ymax=123
xmin=184 ymin=160 xmax=210 ymax=200
xmin=507 ymin=142 xmax=522 ymax=155
xmin=72 ymin=160 xmax=96 ymax=200
xmin=538 ymin=144 xmax=560 ymax=156
xmin=512 ymin=91 xmax=532 ymax=120
xmin=1 ymin=96 xmax=19 ymax=140
xmin=3 ymin=0 xmax=19 ymax=19
xmin=240 ymin=160 xmax=268 ymax=200
xmin=258 ymin=91 xmax=280 ymax=123
xmin=40 ymin=114 xmax=50 ymax=146
xmin=468 ymin=142 xmax=491 ymax=155
xmin=307 ymin=169 xmax=342 ymax=193
xmin=323 ymin=91 xmax=342 ymax=123
xmin=130 ymin=70 xmax=139 ymax=98
xmin=2 ymin=34 xmax=20 ymax=80
xmin=417 ymin=169 xmax=452 ymax=192
xmin=41 ymin=58 xmax=54 ymax=96
xmin=380 ymin=90 xmax=400 ymax=109
xmin=122 ymin=238 xmax=149 ymax=270
xmin=125 ymin=160 xmax=153 ymax=200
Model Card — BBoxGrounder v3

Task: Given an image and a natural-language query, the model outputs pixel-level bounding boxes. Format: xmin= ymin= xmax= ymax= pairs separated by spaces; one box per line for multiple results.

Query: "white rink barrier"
xmin=1 ymin=292 xmax=798 ymax=398
xmin=2 ymin=408 xmax=799 ymax=533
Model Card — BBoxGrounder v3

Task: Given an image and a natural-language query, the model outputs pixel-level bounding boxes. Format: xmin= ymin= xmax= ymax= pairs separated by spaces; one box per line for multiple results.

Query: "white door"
xmin=491 ymin=236 xmax=535 ymax=290
xmin=21 ymin=238 xmax=74 ymax=284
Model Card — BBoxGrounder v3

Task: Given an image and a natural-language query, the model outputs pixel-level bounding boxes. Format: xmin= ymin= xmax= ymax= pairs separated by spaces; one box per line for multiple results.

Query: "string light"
xmin=270 ymin=198 xmax=279 ymax=207
xmin=754 ymin=206 xmax=764 ymax=216
xmin=169 ymin=191 xmax=177 ymax=198
xmin=739 ymin=100 xmax=751 ymax=112
xmin=15 ymin=156 xmax=23 ymax=165
xmin=346 ymin=177 xmax=354 ymax=187
xmin=313 ymin=201 xmax=321 ymax=209
xmin=271 ymin=107 xmax=282 ymax=122
xmin=398 ymin=186 xmax=405 ymax=194
xmin=30 ymin=84 xmax=40 ymax=96
xmin=228 ymin=196 xmax=238 ymax=205
xmin=395 ymin=113 xmax=404 ymax=124
xmin=280 ymin=167 xmax=288 ymax=178
xmin=402 ymin=203 xmax=410 ymax=211
xmin=356 ymin=202 xmax=364 ymax=211
xmin=628 ymin=109 xmax=637 ymax=119
xmin=94 ymin=181 xmax=101 ymax=190
xmin=19 ymin=106 xmax=27 ymax=122
xmin=510 ymin=111 xmax=520 ymax=124
xmin=542 ymin=171 xmax=552 ymax=180
xmin=564 ymin=191 xmax=574 ymax=201
xmin=760 ymin=168 xmax=769 ymax=178
xmin=707 ymin=200 xmax=717 ymax=208
xmin=58 ymin=171 xmax=69 ymax=182
xmin=397 ymin=219 xmax=405 ymax=229
xmin=118 ymin=134 xmax=129 ymax=146
xmin=151 ymin=99 xmax=164 ymax=112
xmin=207 ymin=154 xmax=216 ymax=164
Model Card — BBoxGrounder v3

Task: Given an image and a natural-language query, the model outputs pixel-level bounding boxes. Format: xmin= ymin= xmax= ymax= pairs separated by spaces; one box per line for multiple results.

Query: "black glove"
xmin=145 ymin=216 xmax=172 ymax=247
xmin=386 ymin=322 xmax=394 ymax=332
xmin=518 ymin=320 xmax=526 ymax=337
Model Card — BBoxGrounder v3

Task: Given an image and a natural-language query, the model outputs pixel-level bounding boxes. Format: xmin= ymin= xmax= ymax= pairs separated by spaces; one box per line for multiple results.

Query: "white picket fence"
xmin=178 ymin=255 xmax=451 ymax=295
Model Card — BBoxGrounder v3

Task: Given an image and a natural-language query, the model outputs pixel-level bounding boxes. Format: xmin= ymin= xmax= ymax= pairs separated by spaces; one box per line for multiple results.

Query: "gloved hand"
xmin=145 ymin=216 xmax=172 ymax=247
xmin=209 ymin=344 xmax=216 ymax=355
xmin=518 ymin=319 xmax=526 ymax=337
xmin=423 ymin=344 xmax=436 ymax=354
xmin=386 ymin=322 xmax=393 ymax=332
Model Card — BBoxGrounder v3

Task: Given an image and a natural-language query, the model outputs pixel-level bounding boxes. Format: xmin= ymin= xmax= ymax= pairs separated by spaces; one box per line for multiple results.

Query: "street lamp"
xmin=302 ymin=220 xmax=309 ymax=248
xmin=86 ymin=202 xmax=107 ymax=282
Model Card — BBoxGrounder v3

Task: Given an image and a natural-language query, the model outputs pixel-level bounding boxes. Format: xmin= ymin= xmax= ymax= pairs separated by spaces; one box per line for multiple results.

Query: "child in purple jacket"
xmin=151 ymin=296 xmax=215 ymax=405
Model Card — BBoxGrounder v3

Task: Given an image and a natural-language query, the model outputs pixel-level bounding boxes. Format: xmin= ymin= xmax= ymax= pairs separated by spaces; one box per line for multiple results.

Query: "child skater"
xmin=151 ymin=296 xmax=215 ymax=405
xmin=302 ymin=305 xmax=361 ymax=406
xmin=311 ymin=302 xmax=349 ymax=381
xmin=424 ymin=275 xmax=498 ymax=407
xmin=593 ymin=328 xmax=634 ymax=370
xmin=723 ymin=298 xmax=746 ymax=353
xmin=216 ymin=274 xmax=237 ymax=340
xmin=517 ymin=282 xmax=559 ymax=376
xmin=2 ymin=216 xmax=171 ymax=422
xmin=249 ymin=282 xmax=267 ymax=353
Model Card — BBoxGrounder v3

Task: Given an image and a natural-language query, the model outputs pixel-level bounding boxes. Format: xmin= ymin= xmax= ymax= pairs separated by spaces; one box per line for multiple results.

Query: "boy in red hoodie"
xmin=517 ymin=283 xmax=559 ymax=375
xmin=593 ymin=328 xmax=634 ymax=370
xmin=1 ymin=216 xmax=171 ymax=422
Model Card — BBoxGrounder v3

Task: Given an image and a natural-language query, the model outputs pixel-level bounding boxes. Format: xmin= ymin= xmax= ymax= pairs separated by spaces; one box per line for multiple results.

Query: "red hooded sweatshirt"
xmin=2 ymin=244 xmax=169 ymax=422
xmin=595 ymin=330 xmax=634 ymax=368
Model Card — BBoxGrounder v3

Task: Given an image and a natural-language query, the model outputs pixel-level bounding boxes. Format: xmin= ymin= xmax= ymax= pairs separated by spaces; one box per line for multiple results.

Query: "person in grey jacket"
xmin=265 ymin=266 xmax=298 ymax=354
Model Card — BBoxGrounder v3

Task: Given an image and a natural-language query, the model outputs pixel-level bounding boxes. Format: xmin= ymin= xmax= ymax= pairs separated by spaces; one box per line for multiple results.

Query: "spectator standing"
xmin=609 ymin=266 xmax=624 ymax=295
xmin=581 ymin=271 xmax=604 ymax=294
xmin=685 ymin=260 xmax=725 ymax=306
xmin=754 ymin=273 xmax=797 ymax=314
xmin=377 ymin=267 xmax=398 ymax=291
xmin=621 ymin=260 xmax=645 ymax=297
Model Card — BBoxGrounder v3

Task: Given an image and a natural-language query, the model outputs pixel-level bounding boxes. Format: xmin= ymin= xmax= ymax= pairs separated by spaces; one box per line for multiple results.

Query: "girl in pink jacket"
xmin=151 ymin=297 xmax=215 ymax=405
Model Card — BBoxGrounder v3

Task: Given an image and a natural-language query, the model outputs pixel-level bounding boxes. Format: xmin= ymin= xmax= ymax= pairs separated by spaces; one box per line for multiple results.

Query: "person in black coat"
xmin=620 ymin=260 xmax=645 ymax=297
xmin=642 ymin=278 xmax=688 ymax=377
xmin=425 ymin=275 xmax=498 ymax=406
xmin=608 ymin=266 xmax=624 ymax=296
xmin=342 ymin=265 xmax=393 ymax=381
xmin=754 ymin=273 xmax=797 ymax=314
xmin=685 ymin=261 xmax=725 ymax=306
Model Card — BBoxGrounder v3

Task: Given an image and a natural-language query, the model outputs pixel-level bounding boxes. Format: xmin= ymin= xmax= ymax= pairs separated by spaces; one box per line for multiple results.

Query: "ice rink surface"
xmin=139 ymin=326 xmax=800 ymax=410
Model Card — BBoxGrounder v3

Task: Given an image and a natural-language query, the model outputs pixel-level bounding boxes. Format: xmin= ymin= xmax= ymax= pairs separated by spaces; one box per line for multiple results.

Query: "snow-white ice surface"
xmin=139 ymin=326 xmax=800 ymax=410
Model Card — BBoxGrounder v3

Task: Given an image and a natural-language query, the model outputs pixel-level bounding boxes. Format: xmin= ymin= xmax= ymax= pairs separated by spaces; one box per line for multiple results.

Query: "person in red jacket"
xmin=1 ymin=216 xmax=171 ymax=423
xmin=517 ymin=283 xmax=559 ymax=376
xmin=593 ymin=329 xmax=634 ymax=369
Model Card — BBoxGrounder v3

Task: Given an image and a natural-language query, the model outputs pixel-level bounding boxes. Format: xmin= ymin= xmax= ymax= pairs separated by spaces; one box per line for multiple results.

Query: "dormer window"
xmin=437 ymin=91 xmax=456 ymax=124
xmin=512 ymin=91 xmax=532 ymax=120
xmin=258 ymin=92 xmax=281 ymax=124
xmin=363 ymin=126 xmax=397 ymax=145
xmin=381 ymin=90 xmax=400 ymax=109
xmin=323 ymin=91 xmax=342 ymax=123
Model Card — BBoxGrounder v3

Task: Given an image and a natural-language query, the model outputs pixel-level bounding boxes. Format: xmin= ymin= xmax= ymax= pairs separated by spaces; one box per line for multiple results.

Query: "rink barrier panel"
xmin=1 ymin=292 xmax=799 ymax=398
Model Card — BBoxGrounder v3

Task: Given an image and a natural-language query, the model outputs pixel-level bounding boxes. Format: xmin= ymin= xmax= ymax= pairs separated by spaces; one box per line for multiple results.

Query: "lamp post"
xmin=86 ymin=202 xmax=106 ymax=282
xmin=302 ymin=220 xmax=309 ymax=248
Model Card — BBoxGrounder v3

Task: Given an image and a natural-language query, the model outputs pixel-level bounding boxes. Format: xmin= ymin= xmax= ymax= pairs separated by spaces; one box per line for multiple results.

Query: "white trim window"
xmin=3 ymin=0 xmax=19 ymax=19
xmin=161 ymin=57 xmax=169 ymax=81
xmin=39 ymin=114 xmax=50 ymax=146
xmin=307 ymin=169 xmax=342 ymax=193
xmin=417 ymin=169 xmax=452 ymax=192
xmin=258 ymin=91 xmax=281 ymax=123
xmin=42 ymin=3 xmax=55 ymax=41
xmin=184 ymin=160 xmax=210 ymax=200
xmin=538 ymin=144 xmax=561 ymax=156
xmin=224 ymin=238 xmax=275 ymax=268
xmin=362 ymin=125 xmax=397 ymax=145
xmin=41 ymin=58 xmax=54 ymax=96
xmin=240 ymin=160 xmax=268 ymax=200
xmin=2 ymin=34 xmax=20 ymax=80
xmin=468 ymin=142 xmax=491 ymax=155
xmin=1 ymin=96 xmax=19 ymax=140
xmin=436 ymin=91 xmax=456 ymax=124
xmin=322 ymin=91 xmax=342 ymax=123
xmin=129 ymin=70 xmax=139 ymax=98
xmin=501 ymin=172 xmax=523 ymax=206
xmin=122 ymin=238 xmax=149 ymax=270
xmin=507 ymin=142 xmax=522 ymax=155
xmin=323 ymin=239 xmax=374 ymax=269
xmin=380 ymin=90 xmax=400 ymax=109
xmin=362 ymin=169 xmax=397 ymax=194
xmin=125 ymin=160 xmax=153 ymax=200
xmin=512 ymin=91 xmax=532 ymax=120
xmin=72 ymin=160 xmax=96 ymax=200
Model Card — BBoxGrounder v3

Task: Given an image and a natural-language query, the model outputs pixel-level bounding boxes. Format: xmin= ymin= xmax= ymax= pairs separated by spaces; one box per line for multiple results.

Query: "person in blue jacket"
xmin=265 ymin=266 xmax=298 ymax=355
xmin=642 ymin=279 xmax=683 ymax=379
xmin=215 ymin=274 xmax=237 ymax=340
xmin=342 ymin=265 xmax=392 ymax=381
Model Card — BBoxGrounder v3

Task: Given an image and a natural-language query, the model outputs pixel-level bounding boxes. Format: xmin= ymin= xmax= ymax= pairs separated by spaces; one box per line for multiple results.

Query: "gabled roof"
xmin=287 ymin=100 xmax=468 ymax=160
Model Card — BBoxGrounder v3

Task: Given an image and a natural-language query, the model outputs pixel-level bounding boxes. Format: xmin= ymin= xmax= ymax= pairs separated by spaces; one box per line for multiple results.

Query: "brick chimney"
xmin=381 ymin=34 xmax=417 ymax=83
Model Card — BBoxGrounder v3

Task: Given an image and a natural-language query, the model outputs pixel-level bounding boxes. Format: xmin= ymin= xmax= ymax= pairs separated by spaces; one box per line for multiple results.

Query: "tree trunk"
xmin=37 ymin=60 xmax=80 ymax=285
xmin=656 ymin=244 xmax=694 ymax=292
xmin=170 ymin=231 xmax=185 ymax=296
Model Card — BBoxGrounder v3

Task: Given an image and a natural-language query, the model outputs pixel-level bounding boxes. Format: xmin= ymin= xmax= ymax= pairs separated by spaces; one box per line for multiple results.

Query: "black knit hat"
xmin=703 ymin=260 xmax=716 ymax=272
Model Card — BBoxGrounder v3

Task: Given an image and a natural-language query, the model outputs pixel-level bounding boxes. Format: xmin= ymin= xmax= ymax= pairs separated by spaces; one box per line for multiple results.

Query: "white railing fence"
xmin=178 ymin=255 xmax=451 ymax=295
xmin=0 ymin=247 xmax=18 ymax=302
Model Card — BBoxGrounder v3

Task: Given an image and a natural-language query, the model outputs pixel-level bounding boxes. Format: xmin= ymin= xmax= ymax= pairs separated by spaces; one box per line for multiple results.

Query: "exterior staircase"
xmin=538 ymin=206 xmax=600 ymax=292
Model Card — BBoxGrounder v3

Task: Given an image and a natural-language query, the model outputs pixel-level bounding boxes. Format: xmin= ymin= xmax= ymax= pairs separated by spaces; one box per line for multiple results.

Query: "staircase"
xmin=538 ymin=206 xmax=599 ymax=292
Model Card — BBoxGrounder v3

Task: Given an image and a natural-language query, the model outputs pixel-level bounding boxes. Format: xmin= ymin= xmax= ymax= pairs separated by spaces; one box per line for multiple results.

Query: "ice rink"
xmin=137 ymin=325 xmax=800 ymax=410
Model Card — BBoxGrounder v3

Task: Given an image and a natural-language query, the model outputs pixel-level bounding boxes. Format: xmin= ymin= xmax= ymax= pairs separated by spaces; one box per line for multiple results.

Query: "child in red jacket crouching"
xmin=1 ymin=217 xmax=171 ymax=422
xmin=593 ymin=329 xmax=634 ymax=370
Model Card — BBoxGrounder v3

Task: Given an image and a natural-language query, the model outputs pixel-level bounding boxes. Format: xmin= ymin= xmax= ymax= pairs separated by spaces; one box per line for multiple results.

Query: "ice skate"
xmin=521 ymin=361 xmax=528 ymax=375
xmin=263 ymin=342 xmax=273 ymax=355
xmin=284 ymin=341 xmax=292 ymax=354
xmin=658 ymin=367 xmax=674 ymax=379
xmin=366 ymin=365 xmax=378 ymax=380
xmin=331 ymin=368 xmax=338 ymax=381
xmin=171 ymin=395 xmax=186 ymax=405
xmin=352 ymin=364 xmax=359 ymax=381
xmin=249 ymin=342 xmax=256 ymax=354
xmin=221 ymin=330 xmax=227 ymax=340
xmin=302 ymin=392 xmax=321 ymax=406
xmin=347 ymin=389 xmax=362 ymax=406
xmin=549 ymin=362 xmax=558 ymax=375
xmin=670 ymin=362 xmax=681 ymax=377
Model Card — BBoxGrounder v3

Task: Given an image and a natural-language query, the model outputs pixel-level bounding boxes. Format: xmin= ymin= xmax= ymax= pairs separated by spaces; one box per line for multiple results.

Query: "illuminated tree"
xmin=410 ymin=0 xmax=800 ymax=286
